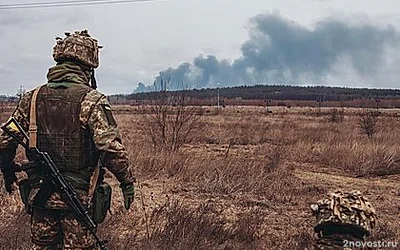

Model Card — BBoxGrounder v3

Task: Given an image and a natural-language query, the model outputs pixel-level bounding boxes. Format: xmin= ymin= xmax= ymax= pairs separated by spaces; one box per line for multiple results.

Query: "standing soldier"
xmin=310 ymin=190 xmax=377 ymax=250
xmin=0 ymin=29 xmax=135 ymax=250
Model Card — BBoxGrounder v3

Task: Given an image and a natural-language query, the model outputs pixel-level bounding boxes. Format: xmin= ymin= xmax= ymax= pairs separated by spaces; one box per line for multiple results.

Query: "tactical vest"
xmin=28 ymin=83 xmax=99 ymax=191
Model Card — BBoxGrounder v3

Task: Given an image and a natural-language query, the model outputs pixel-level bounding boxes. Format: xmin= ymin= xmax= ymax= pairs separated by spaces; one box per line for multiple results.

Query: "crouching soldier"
xmin=310 ymin=190 xmax=377 ymax=250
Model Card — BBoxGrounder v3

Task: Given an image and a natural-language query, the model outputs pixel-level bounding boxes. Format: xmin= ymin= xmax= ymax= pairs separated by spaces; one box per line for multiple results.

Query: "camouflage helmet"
xmin=53 ymin=29 xmax=102 ymax=68
xmin=311 ymin=190 xmax=376 ymax=237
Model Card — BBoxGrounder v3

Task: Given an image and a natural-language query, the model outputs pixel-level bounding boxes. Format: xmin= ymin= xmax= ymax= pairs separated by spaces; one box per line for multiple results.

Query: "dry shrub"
xmin=138 ymin=78 xmax=205 ymax=152
xmin=140 ymin=105 xmax=204 ymax=152
xmin=359 ymin=110 xmax=380 ymax=139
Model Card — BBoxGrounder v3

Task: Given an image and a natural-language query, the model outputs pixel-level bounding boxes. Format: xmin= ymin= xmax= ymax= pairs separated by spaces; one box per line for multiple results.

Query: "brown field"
xmin=0 ymin=104 xmax=399 ymax=249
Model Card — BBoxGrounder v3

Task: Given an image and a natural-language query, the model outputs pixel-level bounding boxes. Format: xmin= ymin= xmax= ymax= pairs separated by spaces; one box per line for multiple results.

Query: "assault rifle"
xmin=1 ymin=117 xmax=108 ymax=250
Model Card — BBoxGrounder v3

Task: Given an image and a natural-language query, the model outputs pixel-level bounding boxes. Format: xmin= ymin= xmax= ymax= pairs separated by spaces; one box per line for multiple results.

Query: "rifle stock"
xmin=1 ymin=117 xmax=108 ymax=250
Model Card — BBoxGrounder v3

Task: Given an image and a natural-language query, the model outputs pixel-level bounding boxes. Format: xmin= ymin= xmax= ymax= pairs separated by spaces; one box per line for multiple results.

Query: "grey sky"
xmin=1 ymin=0 xmax=400 ymax=95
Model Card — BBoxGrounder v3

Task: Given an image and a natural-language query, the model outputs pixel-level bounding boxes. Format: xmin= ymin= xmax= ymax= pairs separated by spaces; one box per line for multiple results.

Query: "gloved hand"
xmin=1 ymin=163 xmax=19 ymax=194
xmin=120 ymin=182 xmax=134 ymax=210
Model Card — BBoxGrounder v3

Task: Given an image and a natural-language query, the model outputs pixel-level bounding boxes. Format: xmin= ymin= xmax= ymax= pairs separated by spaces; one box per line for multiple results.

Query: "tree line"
xmin=122 ymin=84 xmax=400 ymax=102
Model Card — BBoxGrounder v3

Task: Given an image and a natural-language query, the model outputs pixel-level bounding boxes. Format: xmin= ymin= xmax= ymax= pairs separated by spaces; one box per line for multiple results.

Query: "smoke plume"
xmin=141 ymin=13 xmax=399 ymax=91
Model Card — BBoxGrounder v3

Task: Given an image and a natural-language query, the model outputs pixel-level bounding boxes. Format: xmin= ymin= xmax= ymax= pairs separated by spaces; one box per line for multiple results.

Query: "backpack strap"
xmin=29 ymin=85 xmax=45 ymax=149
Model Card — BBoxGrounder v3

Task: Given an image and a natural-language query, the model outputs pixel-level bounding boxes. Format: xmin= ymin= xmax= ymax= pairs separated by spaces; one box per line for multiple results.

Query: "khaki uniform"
xmin=0 ymin=61 xmax=135 ymax=249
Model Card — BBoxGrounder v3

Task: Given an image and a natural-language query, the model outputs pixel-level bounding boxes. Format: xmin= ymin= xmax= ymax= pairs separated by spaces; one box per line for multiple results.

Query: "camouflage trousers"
xmin=30 ymin=208 xmax=96 ymax=250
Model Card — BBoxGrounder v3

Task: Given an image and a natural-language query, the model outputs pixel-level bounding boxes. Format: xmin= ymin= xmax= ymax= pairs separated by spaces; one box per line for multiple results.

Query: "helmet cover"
xmin=53 ymin=29 xmax=101 ymax=68
xmin=311 ymin=190 xmax=376 ymax=237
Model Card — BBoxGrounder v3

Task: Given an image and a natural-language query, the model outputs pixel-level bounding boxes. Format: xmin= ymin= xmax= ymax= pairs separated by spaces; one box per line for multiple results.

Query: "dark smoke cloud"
xmin=141 ymin=13 xmax=399 ymax=91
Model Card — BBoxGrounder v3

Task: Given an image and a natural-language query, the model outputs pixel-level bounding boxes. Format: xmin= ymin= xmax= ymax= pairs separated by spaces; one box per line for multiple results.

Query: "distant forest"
xmin=109 ymin=85 xmax=400 ymax=108
xmin=2 ymin=85 xmax=400 ymax=108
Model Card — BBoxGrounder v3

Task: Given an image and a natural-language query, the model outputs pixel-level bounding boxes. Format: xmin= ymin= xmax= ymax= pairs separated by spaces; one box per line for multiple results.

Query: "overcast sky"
xmin=1 ymin=0 xmax=400 ymax=95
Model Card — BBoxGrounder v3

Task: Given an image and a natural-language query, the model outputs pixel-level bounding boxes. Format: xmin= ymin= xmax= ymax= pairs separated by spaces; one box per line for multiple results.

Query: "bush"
xmin=139 ymin=80 xmax=204 ymax=152
xmin=359 ymin=110 xmax=380 ymax=139
xmin=327 ymin=108 xmax=344 ymax=123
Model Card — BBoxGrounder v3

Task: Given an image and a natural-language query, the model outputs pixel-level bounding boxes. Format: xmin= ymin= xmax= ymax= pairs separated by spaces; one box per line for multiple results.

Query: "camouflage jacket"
xmin=0 ymin=62 xmax=135 ymax=209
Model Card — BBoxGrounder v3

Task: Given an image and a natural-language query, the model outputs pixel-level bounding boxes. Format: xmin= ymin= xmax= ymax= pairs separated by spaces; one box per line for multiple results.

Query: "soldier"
xmin=310 ymin=190 xmax=377 ymax=250
xmin=0 ymin=29 xmax=135 ymax=249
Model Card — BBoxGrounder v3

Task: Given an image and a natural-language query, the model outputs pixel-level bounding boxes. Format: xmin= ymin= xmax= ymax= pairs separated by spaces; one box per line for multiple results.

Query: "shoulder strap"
xmin=29 ymin=85 xmax=45 ymax=149
xmin=88 ymin=164 xmax=100 ymax=201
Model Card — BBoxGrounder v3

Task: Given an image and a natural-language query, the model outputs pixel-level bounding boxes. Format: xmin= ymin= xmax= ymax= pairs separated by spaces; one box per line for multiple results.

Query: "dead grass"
xmin=185 ymin=154 xmax=299 ymax=202
xmin=101 ymin=199 xmax=266 ymax=250
xmin=279 ymin=115 xmax=400 ymax=177
xmin=1 ymin=105 xmax=399 ymax=249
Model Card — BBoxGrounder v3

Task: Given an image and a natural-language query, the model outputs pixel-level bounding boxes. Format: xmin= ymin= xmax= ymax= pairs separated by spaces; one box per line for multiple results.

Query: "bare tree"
xmin=359 ymin=110 xmax=380 ymax=139
xmin=140 ymin=76 xmax=204 ymax=152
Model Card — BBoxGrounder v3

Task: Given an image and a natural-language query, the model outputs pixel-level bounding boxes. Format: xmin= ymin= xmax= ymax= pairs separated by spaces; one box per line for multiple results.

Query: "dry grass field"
xmin=0 ymin=104 xmax=399 ymax=249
